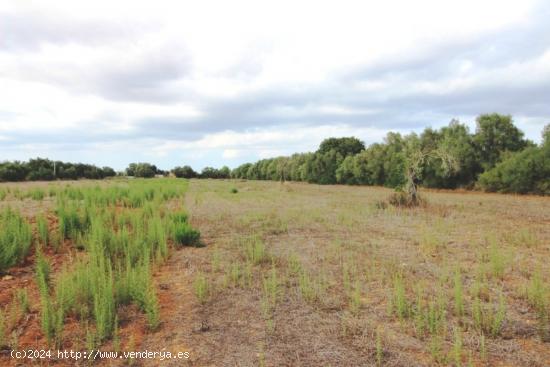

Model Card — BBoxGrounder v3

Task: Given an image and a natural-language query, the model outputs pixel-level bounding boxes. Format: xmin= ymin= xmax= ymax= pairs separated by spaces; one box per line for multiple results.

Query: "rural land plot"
xmin=141 ymin=179 xmax=550 ymax=366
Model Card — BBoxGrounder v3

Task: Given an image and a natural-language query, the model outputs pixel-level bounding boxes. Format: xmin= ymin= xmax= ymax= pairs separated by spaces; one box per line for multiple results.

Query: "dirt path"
xmin=139 ymin=246 xmax=204 ymax=366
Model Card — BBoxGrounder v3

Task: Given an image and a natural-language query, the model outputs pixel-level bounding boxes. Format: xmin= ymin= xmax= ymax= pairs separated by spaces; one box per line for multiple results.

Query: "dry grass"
xmin=141 ymin=179 xmax=550 ymax=366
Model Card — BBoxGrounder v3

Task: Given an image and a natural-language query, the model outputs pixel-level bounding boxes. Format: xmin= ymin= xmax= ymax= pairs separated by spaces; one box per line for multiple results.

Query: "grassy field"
xmin=0 ymin=179 xmax=199 ymax=366
xmin=0 ymin=178 xmax=549 ymax=366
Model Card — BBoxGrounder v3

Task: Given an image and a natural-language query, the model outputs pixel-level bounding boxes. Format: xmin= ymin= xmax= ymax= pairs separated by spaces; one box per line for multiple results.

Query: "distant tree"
xmin=0 ymin=161 xmax=29 ymax=181
xmin=381 ymin=132 xmax=407 ymax=188
xmin=478 ymin=146 xmax=550 ymax=195
xmin=159 ymin=115 xmax=547 ymax=195
xmin=0 ymin=159 xmax=115 ymax=182
xmin=336 ymin=143 xmax=386 ymax=185
xmin=317 ymin=137 xmax=365 ymax=157
xmin=542 ymin=124 xmax=550 ymax=146
xmin=102 ymin=167 xmax=117 ymax=178
xmin=422 ymin=120 xmax=479 ymax=188
xmin=400 ymin=134 xmax=459 ymax=204
xmin=200 ymin=167 xmax=219 ymax=179
xmin=126 ymin=163 xmax=137 ymax=176
xmin=172 ymin=165 xmax=197 ymax=178
xmin=303 ymin=150 xmax=343 ymax=184
xmin=126 ymin=163 xmax=156 ymax=178
xmin=474 ymin=114 xmax=529 ymax=170
xmin=219 ymin=166 xmax=231 ymax=179
xmin=287 ymin=153 xmax=310 ymax=181
xmin=231 ymin=163 xmax=252 ymax=179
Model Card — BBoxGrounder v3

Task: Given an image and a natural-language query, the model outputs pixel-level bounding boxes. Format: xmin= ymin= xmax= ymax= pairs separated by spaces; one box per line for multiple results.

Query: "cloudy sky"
xmin=1 ymin=0 xmax=549 ymax=170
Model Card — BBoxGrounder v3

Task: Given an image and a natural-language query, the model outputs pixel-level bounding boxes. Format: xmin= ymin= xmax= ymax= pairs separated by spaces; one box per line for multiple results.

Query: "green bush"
xmin=174 ymin=225 xmax=201 ymax=247
xmin=478 ymin=146 xmax=550 ymax=195
xmin=0 ymin=208 xmax=32 ymax=273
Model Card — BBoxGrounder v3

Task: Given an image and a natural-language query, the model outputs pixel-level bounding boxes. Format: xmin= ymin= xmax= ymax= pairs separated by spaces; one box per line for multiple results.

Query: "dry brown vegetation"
xmin=0 ymin=179 xmax=549 ymax=366
xmin=143 ymin=179 xmax=549 ymax=366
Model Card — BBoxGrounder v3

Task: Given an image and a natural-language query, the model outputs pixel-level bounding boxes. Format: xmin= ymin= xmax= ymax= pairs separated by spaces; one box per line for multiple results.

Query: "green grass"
xmin=14 ymin=179 xmax=199 ymax=347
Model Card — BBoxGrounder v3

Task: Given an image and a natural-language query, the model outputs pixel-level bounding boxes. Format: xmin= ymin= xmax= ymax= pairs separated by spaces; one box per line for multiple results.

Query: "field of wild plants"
xmin=0 ymin=179 xmax=200 ymax=365
xmin=156 ymin=179 xmax=548 ymax=367
xmin=0 ymin=178 xmax=549 ymax=366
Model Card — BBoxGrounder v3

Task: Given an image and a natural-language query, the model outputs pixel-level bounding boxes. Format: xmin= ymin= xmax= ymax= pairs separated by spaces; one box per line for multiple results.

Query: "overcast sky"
xmin=1 ymin=0 xmax=549 ymax=170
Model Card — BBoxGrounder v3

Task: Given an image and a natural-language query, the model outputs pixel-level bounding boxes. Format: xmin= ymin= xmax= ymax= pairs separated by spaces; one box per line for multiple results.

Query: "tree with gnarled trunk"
xmin=402 ymin=144 xmax=459 ymax=206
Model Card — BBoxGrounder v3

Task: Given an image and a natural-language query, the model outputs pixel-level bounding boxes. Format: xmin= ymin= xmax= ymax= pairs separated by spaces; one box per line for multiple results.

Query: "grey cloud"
xmin=88 ymin=49 xmax=193 ymax=103
xmin=2 ymin=1 xmax=550 ymax=160
xmin=0 ymin=11 xmax=148 ymax=51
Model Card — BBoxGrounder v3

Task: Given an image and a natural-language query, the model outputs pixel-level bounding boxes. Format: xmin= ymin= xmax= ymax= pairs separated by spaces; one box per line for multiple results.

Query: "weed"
xmin=454 ymin=269 xmax=464 ymax=317
xmin=211 ymin=247 xmax=222 ymax=272
xmin=16 ymin=289 xmax=30 ymax=314
xmin=392 ymin=273 xmax=409 ymax=320
xmin=487 ymin=236 xmax=507 ymax=279
xmin=244 ymin=237 xmax=269 ymax=265
xmin=376 ymin=328 xmax=383 ymax=366
xmin=479 ymin=333 xmax=486 ymax=362
xmin=29 ymin=188 xmax=45 ymax=201
xmin=429 ymin=335 xmax=446 ymax=364
xmin=261 ymin=267 xmax=280 ymax=322
xmin=36 ymin=214 xmax=49 ymax=247
xmin=472 ymin=292 xmax=506 ymax=337
xmin=0 ymin=207 xmax=32 ymax=273
xmin=418 ymin=224 xmax=441 ymax=255
xmin=349 ymin=281 xmax=362 ymax=314
xmin=508 ymin=228 xmax=538 ymax=248
xmin=194 ymin=272 xmax=210 ymax=304
xmin=174 ymin=224 xmax=201 ymax=247
xmin=452 ymin=327 xmax=463 ymax=367
xmin=388 ymin=190 xmax=426 ymax=208
xmin=228 ymin=262 xmax=241 ymax=287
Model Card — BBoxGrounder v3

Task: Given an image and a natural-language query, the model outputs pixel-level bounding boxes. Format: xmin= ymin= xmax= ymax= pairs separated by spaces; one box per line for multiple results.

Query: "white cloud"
xmin=222 ymin=149 xmax=242 ymax=159
xmin=0 ymin=0 xmax=548 ymax=169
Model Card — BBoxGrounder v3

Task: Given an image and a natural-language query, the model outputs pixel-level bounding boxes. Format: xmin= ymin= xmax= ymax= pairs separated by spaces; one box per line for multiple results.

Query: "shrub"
xmin=0 ymin=208 xmax=32 ymax=273
xmin=478 ymin=146 xmax=550 ymax=195
xmin=230 ymin=188 xmax=238 ymax=194
xmin=244 ymin=237 xmax=269 ymax=265
xmin=387 ymin=190 xmax=426 ymax=208
xmin=174 ymin=225 xmax=201 ymax=247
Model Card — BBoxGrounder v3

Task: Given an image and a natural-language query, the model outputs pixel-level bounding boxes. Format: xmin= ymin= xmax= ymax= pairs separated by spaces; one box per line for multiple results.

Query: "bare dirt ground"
xmin=139 ymin=179 xmax=550 ymax=366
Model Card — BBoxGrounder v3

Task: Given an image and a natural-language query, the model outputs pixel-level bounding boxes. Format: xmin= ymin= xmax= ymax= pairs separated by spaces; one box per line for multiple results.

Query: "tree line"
xmin=0 ymin=158 xmax=116 ymax=182
xmin=2 ymin=114 xmax=548 ymax=194
xmin=230 ymin=114 xmax=550 ymax=195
